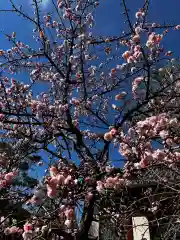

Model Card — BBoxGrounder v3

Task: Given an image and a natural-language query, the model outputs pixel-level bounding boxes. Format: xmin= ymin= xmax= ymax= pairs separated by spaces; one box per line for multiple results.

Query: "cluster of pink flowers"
xmin=96 ymin=175 xmax=125 ymax=193
xmin=132 ymin=76 xmax=145 ymax=99
xmin=119 ymin=113 xmax=180 ymax=171
xmin=27 ymin=165 xmax=77 ymax=205
xmin=24 ymin=223 xmax=33 ymax=233
xmin=43 ymin=14 xmax=58 ymax=28
xmin=56 ymin=0 xmax=95 ymax=25
xmin=57 ymin=0 xmax=63 ymax=8
xmin=115 ymin=91 xmax=127 ymax=100
xmin=135 ymin=8 xmax=145 ymax=19
xmin=46 ymin=166 xmax=75 ymax=198
xmin=59 ymin=206 xmax=75 ymax=228
xmin=4 ymin=226 xmax=22 ymax=235
xmin=104 ymin=128 xmax=117 ymax=141
xmin=0 ymin=171 xmax=18 ymax=188
xmin=1 ymin=0 xmax=180 ymax=237
xmin=22 ymin=223 xmax=34 ymax=240
xmin=146 ymin=32 xmax=163 ymax=49
xmin=121 ymin=30 xmax=163 ymax=68
xmin=122 ymin=44 xmax=143 ymax=63
xmin=174 ymin=25 xmax=180 ymax=30
xmin=0 ymin=40 xmax=30 ymax=62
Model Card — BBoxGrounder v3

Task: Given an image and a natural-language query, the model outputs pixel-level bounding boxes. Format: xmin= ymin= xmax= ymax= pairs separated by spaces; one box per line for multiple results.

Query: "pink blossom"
xmin=169 ymin=118 xmax=178 ymax=127
xmin=12 ymin=170 xmax=19 ymax=176
xmin=85 ymin=177 xmax=90 ymax=182
xmin=5 ymin=172 xmax=14 ymax=183
xmin=135 ymin=27 xmax=142 ymax=34
xmin=132 ymin=35 xmax=140 ymax=43
xmin=152 ymin=150 xmax=165 ymax=161
xmin=134 ymin=76 xmax=144 ymax=85
xmin=96 ymin=185 xmax=104 ymax=193
xmin=22 ymin=232 xmax=33 ymax=240
xmin=110 ymin=128 xmax=117 ymax=136
xmin=52 ymin=21 xmax=57 ymax=27
xmin=114 ymin=178 xmax=125 ymax=189
xmin=115 ymin=91 xmax=127 ymax=100
xmin=9 ymin=226 xmax=20 ymax=234
xmin=49 ymin=166 xmax=58 ymax=177
xmin=96 ymin=181 xmax=104 ymax=193
xmin=71 ymin=98 xmax=80 ymax=105
xmin=0 ymin=114 xmax=5 ymax=121
xmin=64 ymin=175 xmax=72 ymax=185
xmin=4 ymin=228 xmax=10 ymax=235
xmin=127 ymin=56 xmax=136 ymax=63
xmin=135 ymin=11 xmax=144 ymax=18
xmin=105 ymin=166 xmax=113 ymax=173
xmin=175 ymin=152 xmax=180 ymax=161
xmin=86 ymin=192 xmax=93 ymax=202
xmin=122 ymin=51 xmax=131 ymax=60
xmin=64 ymin=208 xmax=74 ymax=219
xmin=1 ymin=180 xmax=7 ymax=188
xmin=64 ymin=219 xmax=72 ymax=228
xmin=128 ymin=128 xmax=135 ymax=137
xmin=48 ymin=177 xmax=58 ymax=187
xmin=105 ymin=177 xmax=115 ymax=188
xmin=47 ymin=188 xmax=57 ymax=198
xmin=142 ymin=152 xmax=153 ymax=162
xmin=57 ymin=0 xmax=63 ymax=8
xmin=140 ymin=158 xmax=149 ymax=168
xmin=166 ymin=138 xmax=174 ymax=146
xmin=104 ymin=132 xmax=113 ymax=141
xmin=159 ymin=130 xmax=169 ymax=139
xmin=175 ymin=25 xmax=180 ymax=30
xmin=57 ymin=174 xmax=65 ymax=185
xmin=59 ymin=205 xmax=66 ymax=211
xmin=118 ymin=178 xmax=125 ymax=185
xmin=24 ymin=223 xmax=33 ymax=233
xmin=134 ymin=51 xmax=143 ymax=60
xmin=37 ymin=161 xmax=43 ymax=166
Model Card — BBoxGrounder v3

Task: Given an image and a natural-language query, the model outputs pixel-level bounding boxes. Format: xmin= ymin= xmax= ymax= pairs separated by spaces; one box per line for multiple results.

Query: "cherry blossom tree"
xmin=0 ymin=0 xmax=180 ymax=239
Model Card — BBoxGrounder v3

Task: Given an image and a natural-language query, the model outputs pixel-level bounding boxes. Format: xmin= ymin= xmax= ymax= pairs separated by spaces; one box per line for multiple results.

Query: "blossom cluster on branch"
xmin=0 ymin=0 xmax=180 ymax=239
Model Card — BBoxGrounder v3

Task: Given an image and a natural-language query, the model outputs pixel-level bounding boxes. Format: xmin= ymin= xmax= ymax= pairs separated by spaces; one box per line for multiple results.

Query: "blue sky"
xmin=94 ymin=0 xmax=180 ymax=55
xmin=1 ymin=0 xmax=180 ymax=49
xmin=1 ymin=0 xmax=180 ymax=70
xmin=1 ymin=0 xmax=180 ymax=178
